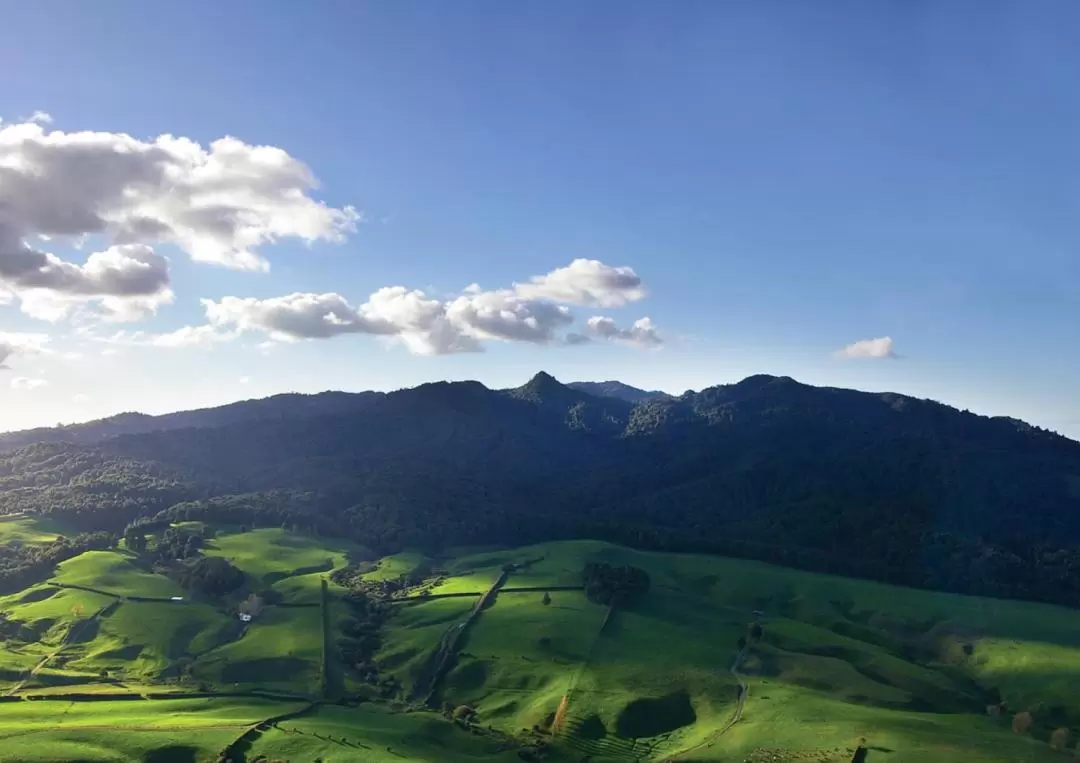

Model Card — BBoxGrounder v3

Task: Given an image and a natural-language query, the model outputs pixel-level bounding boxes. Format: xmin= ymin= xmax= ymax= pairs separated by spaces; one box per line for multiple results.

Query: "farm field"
xmin=201 ymin=527 xmax=367 ymax=603
xmin=0 ymin=696 xmax=300 ymax=762
xmin=0 ymin=528 xmax=1078 ymax=761
xmin=245 ymin=703 xmax=531 ymax=762
xmin=0 ymin=515 xmax=69 ymax=547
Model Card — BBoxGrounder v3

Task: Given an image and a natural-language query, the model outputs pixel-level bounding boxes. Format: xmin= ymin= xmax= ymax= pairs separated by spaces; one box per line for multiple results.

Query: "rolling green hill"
xmin=0 ymin=530 xmax=1078 ymax=760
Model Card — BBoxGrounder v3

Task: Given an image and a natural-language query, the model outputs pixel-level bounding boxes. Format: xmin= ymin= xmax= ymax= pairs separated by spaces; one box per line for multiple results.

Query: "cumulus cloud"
xmin=10 ymin=376 xmax=47 ymax=390
xmin=0 ymin=118 xmax=358 ymax=271
xmin=514 ymin=259 xmax=645 ymax=307
xmin=0 ymin=332 xmax=50 ymax=369
xmin=0 ymin=116 xmax=357 ymax=322
xmin=584 ymin=315 xmax=663 ymax=348
xmin=0 ymin=241 xmax=174 ymax=322
xmin=835 ymin=336 xmax=898 ymax=360
xmin=176 ymin=259 xmax=662 ymax=355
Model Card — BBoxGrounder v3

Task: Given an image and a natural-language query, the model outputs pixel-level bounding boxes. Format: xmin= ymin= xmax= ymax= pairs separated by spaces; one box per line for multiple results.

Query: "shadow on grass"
xmin=142 ymin=745 xmax=199 ymax=763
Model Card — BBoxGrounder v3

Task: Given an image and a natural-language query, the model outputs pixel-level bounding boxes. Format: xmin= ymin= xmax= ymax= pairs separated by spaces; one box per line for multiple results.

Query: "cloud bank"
xmin=148 ymin=259 xmax=662 ymax=355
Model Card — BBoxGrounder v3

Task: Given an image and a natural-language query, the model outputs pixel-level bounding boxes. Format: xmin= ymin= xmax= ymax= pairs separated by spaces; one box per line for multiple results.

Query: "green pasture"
xmin=0 ymin=515 xmax=68 ymax=547
xmin=376 ymin=597 xmax=478 ymax=689
xmin=362 ymin=550 xmax=430 ymax=582
xmin=51 ymin=551 xmax=184 ymax=599
xmin=246 ymin=703 xmax=527 ymax=763
xmin=0 ymin=696 xmax=299 ymax=762
xmin=192 ymin=604 xmax=323 ymax=694
xmin=201 ymin=526 xmax=363 ymax=602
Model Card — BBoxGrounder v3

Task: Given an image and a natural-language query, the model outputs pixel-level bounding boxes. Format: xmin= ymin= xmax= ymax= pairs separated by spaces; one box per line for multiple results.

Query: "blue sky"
xmin=0 ymin=1 xmax=1078 ymax=438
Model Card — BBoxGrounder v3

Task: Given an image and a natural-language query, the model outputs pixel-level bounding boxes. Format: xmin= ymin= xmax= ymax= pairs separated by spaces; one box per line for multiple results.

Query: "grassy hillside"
xmin=0 ymin=697 xmax=300 ymax=762
xmin=0 ymin=515 xmax=69 ymax=546
xmin=372 ymin=540 xmax=1080 ymax=761
xmin=1 ymin=530 xmax=1079 ymax=761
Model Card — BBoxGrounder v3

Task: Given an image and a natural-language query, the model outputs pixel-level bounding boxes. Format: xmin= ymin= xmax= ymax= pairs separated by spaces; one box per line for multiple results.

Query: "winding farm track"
xmin=668 ymin=640 xmax=751 ymax=761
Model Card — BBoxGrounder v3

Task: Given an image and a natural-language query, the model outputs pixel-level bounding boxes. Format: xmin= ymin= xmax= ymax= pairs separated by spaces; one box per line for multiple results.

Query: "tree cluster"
xmin=582 ymin=562 xmax=651 ymax=606
xmin=179 ymin=556 xmax=245 ymax=597
xmin=337 ymin=590 xmax=395 ymax=694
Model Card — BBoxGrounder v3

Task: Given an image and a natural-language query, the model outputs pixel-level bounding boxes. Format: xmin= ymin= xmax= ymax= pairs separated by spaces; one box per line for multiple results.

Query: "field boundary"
xmin=408 ymin=567 xmax=513 ymax=704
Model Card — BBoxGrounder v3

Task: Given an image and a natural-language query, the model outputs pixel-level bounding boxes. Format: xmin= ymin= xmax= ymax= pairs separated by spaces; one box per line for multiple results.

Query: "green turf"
xmin=245 ymin=703 xmax=527 ymax=762
xmin=201 ymin=527 xmax=364 ymax=602
xmin=51 ymin=551 xmax=184 ymax=599
xmin=192 ymin=604 xmax=323 ymax=694
xmin=3 ymin=534 xmax=1080 ymax=762
xmin=432 ymin=540 xmax=1080 ymax=761
xmin=362 ymin=550 xmax=430 ymax=582
xmin=376 ymin=597 xmax=479 ymax=689
xmin=0 ymin=697 xmax=299 ymax=762
xmin=0 ymin=515 xmax=69 ymax=547
xmin=65 ymin=600 xmax=237 ymax=682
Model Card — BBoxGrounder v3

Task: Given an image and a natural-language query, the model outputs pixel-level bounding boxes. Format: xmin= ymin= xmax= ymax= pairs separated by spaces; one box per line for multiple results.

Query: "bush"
xmin=1012 ymin=711 xmax=1033 ymax=734
xmin=1051 ymin=727 xmax=1071 ymax=750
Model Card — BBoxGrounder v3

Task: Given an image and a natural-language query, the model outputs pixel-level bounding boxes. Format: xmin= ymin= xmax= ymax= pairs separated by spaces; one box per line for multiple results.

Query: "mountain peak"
xmin=511 ymin=371 xmax=573 ymax=403
xmin=525 ymin=370 xmax=561 ymax=388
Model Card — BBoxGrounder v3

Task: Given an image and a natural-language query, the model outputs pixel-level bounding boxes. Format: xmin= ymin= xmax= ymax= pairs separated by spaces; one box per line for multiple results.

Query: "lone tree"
xmin=542 ymin=591 xmax=552 ymax=606
xmin=1012 ymin=711 xmax=1033 ymax=734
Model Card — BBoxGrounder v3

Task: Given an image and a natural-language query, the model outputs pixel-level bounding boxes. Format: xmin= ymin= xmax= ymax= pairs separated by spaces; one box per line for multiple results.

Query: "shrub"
xmin=1012 ymin=711 xmax=1033 ymax=734
xmin=1051 ymin=727 xmax=1071 ymax=750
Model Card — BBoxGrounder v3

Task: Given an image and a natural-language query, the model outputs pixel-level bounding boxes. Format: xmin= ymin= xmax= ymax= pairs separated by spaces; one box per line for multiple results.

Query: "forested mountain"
xmin=2 ymin=372 xmax=1080 ymax=607
xmin=0 ymin=390 xmax=385 ymax=451
xmin=566 ymin=380 xmax=671 ymax=404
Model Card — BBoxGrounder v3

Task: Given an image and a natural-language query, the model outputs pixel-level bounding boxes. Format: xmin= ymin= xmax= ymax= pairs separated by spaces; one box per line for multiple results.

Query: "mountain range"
xmin=2 ymin=372 xmax=1079 ymax=607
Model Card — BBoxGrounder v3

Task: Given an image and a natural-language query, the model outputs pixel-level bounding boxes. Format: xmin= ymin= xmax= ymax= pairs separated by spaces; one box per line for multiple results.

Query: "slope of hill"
xmin=566 ymin=379 xmax=671 ymax=403
xmin=0 ymin=390 xmax=385 ymax=452
xmin=1 ymin=530 xmax=1077 ymax=762
xmin=1 ymin=372 xmax=1079 ymax=609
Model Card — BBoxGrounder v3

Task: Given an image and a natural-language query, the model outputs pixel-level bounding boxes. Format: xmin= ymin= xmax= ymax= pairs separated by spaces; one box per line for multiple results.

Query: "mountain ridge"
xmin=2 ymin=371 xmax=1079 ymax=610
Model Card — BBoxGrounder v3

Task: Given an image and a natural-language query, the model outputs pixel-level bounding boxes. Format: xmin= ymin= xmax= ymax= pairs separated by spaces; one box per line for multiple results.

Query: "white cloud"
xmin=0 ymin=116 xmax=357 ymax=323
xmin=72 ymin=393 xmax=90 ymax=403
xmin=0 ymin=118 xmax=358 ymax=273
xmin=27 ymin=111 xmax=53 ymax=125
xmin=513 ymin=259 xmax=645 ymax=307
xmin=0 ymin=332 xmax=50 ymax=369
xmin=584 ymin=315 xmax=663 ymax=348
xmin=100 ymin=348 xmax=118 ymax=357
xmin=3 ymin=244 xmax=175 ymax=323
xmin=154 ymin=258 xmax=663 ymax=356
xmin=239 ymin=376 xmax=250 ymax=385
xmin=10 ymin=376 xmax=47 ymax=390
xmin=835 ymin=336 xmax=898 ymax=360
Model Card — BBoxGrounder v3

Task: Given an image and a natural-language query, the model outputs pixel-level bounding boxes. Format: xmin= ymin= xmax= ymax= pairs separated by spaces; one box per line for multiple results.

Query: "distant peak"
xmin=526 ymin=371 xmax=561 ymax=386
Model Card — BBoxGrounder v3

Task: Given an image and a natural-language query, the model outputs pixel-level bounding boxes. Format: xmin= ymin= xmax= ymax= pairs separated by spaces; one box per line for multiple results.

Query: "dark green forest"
xmin=3 ymin=373 xmax=1080 ymax=608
